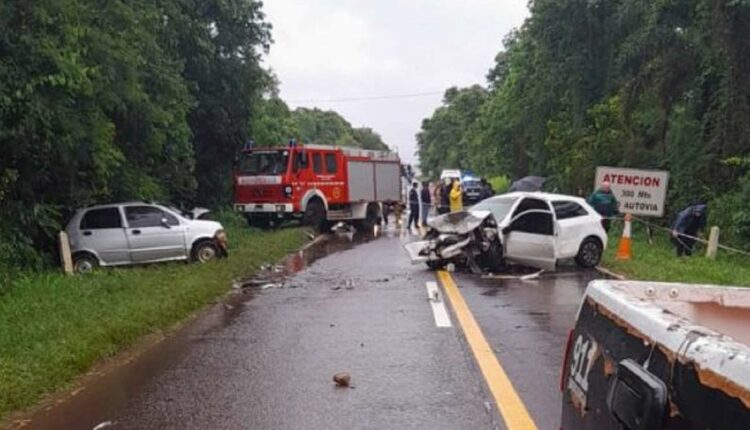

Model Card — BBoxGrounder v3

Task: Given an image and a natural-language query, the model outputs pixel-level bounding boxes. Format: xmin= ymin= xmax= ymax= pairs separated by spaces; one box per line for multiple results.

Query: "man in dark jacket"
xmin=671 ymin=203 xmax=708 ymax=257
xmin=587 ymin=181 xmax=619 ymax=232
xmin=420 ymin=181 xmax=432 ymax=226
xmin=407 ymin=182 xmax=420 ymax=233
xmin=479 ymin=178 xmax=494 ymax=201
xmin=438 ymin=178 xmax=451 ymax=215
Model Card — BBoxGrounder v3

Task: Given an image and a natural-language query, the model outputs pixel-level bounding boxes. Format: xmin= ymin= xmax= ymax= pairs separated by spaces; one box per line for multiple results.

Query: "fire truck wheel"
xmin=304 ymin=199 xmax=328 ymax=232
xmin=354 ymin=203 xmax=381 ymax=231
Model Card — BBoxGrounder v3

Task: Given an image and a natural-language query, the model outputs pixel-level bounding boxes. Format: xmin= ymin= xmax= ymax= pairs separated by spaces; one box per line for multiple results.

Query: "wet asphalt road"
xmin=10 ymin=225 xmax=602 ymax=430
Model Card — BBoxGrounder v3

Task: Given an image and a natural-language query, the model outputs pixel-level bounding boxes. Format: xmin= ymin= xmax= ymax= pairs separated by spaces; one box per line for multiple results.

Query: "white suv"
xmin=65 ymin=202 xmax=228 ymax=273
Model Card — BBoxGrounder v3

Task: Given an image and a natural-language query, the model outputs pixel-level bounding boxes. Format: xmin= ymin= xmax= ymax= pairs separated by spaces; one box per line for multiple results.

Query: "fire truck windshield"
xmin=239 ymin=151 xmax=289 ymax=175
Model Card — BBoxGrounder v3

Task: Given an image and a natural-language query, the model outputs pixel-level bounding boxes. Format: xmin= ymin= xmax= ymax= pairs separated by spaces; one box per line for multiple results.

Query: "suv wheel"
xmin=575 ymin=237 xmax=603 ymax=268
xmin=193 ymin=241 xmax=219 ymax=263
xmin=74 ymin=253 xmax=99 ymax=274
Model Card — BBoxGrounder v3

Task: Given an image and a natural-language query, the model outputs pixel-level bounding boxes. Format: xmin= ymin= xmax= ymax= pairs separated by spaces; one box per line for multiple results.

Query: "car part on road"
xmin=333 ymin=372 xmax=351 ymax=387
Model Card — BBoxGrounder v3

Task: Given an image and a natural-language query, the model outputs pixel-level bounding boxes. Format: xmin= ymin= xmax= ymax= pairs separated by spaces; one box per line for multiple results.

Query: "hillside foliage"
xmin=417 ymin=0 xmax=750 ymax=246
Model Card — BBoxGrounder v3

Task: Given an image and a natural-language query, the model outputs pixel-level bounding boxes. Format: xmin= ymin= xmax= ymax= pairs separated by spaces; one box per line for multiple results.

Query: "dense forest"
xmin=253 ymin=99 xmax=389 ymax=151
xmin=0 ymin=1 xmax=387 ymax=270
xmin=418 ymin=0 xmax=750 ymax=246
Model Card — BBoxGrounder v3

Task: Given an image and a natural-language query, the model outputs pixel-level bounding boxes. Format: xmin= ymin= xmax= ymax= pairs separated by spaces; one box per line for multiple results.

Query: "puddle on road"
xmin=4 ymin=228 xmax=386 ymax=430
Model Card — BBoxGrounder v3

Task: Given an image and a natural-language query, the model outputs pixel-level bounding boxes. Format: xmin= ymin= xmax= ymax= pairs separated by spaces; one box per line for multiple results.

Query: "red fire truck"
xmin=233 ymin=142 xmax=402 ymax=231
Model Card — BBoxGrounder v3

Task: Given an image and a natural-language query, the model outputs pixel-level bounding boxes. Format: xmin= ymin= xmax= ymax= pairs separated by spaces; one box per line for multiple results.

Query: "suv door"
xmin=124 ymin=205 xmax=186 ymax=262
xmin=78 ymin=207 xmax=129 ymax=265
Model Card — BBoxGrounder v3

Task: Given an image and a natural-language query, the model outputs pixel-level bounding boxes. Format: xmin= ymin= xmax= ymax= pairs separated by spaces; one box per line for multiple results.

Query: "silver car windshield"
xmin=239 ymin=151 xmax=289 ymax=175
xmin=471 ymin=196 xmax=520 ymax=223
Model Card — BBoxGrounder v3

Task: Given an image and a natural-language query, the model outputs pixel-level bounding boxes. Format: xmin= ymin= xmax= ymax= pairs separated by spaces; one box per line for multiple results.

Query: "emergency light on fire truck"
xmin=233 ymin=142 xmax=402 ymax=232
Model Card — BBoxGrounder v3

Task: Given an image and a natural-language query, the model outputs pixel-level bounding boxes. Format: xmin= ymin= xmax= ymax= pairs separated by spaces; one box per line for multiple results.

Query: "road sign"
xmin=594 ymin=167 xmax=669 ymax=217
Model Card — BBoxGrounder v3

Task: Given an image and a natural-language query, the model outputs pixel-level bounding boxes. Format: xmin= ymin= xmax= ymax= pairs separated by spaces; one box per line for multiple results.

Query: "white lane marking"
xmin=426 ymin=281 xmax=452 ymax=328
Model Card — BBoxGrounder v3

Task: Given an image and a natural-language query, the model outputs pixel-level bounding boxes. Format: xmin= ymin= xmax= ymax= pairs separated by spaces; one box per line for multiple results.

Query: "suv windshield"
xmin=239 ymin=151 xmax=289 ymax=175
xmin=471 ymin=196 xmax=519 ymax=223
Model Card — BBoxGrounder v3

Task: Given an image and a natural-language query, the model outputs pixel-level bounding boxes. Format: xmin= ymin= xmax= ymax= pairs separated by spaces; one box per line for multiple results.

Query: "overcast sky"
xmin=262 ymin=0 xmax=530 ymax=165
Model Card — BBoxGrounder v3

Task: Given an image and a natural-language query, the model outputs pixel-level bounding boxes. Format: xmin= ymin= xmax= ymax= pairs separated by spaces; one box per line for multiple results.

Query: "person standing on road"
xmin=449 ymin=180 xmax=463 ymax=213
xmin=407 ymin=182 xmax=420 ymax=233
xmin=433 ymin=181 xmax=444 ymax=214
xmin=479 ymin=178 xmax=494 ymax=201
xmin=439 ymin=178 xmax=452 ymax=215
xmin=587 ymin=181 xmax=619 ymax=232
xmin=671 ymin=203 xmax=708 ymax=257
xmin=420 ymin=181 xmax=432 ymax=226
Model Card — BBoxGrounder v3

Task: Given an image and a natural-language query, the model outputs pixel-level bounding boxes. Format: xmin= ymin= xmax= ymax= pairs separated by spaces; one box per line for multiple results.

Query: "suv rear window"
xmin=80 ymin=208 xmax=123 ymax=230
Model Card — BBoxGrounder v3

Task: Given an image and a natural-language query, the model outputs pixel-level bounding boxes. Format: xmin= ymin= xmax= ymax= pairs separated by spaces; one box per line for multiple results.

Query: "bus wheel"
xmin=304 ymin=199 xmax=327 ymax=232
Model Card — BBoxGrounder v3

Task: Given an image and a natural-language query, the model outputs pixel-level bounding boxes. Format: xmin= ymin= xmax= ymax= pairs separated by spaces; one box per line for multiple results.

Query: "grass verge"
xmin=0 ymin=214 xmax=308 ymax=420
xmin=602 ymin=223 xmax=750 ymax=287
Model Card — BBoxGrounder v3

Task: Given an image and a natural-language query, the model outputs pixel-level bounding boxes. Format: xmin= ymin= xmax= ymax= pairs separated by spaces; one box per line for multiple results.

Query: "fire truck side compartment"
xmin=375 ymin=162 xmax=401 ymax=201
xmin=348 ymin=161 xmax=376 ymax=201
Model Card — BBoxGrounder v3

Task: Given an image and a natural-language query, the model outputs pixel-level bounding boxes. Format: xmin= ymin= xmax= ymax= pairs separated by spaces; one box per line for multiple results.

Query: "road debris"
xmin=260 ymin=283 xmax=284 ymax=290
xmin=333 ymin=372 xmax=351 ymax=387
xmin=481 ymin=269 xmax=544 ymax=281
xmin=92 ymin=421 xmax=116 ymax=430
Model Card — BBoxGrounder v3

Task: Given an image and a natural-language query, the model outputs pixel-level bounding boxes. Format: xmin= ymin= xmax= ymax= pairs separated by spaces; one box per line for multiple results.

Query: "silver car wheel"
xmin=74 ymin=256 xmax=98 ymax=274
xmin=197 ymin=244 xmax=217 ymax=263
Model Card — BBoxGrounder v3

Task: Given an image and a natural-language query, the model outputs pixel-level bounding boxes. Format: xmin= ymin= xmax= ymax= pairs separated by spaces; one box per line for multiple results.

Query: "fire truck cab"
xmin=233 ymin=142 xmax=402 ymax=231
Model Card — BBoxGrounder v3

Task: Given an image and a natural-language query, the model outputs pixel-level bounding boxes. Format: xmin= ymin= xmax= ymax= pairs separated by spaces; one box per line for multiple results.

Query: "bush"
xmin=488 ymin=175 xmax=511 ymax=194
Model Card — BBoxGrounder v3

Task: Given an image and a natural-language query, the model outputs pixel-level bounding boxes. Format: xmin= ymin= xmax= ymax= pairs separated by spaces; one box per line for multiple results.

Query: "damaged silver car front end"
xmin=404 ymin=210 xmax=504 ymax=273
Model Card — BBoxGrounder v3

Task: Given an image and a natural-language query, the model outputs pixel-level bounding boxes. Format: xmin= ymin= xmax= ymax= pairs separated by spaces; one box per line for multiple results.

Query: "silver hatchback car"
xmin=66 ymin=202 xmax=228 ymax=273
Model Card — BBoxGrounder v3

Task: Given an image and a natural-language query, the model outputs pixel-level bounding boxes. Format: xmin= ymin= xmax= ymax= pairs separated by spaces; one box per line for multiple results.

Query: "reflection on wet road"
xmin=8 ymin=226 xmax=603 ymax=430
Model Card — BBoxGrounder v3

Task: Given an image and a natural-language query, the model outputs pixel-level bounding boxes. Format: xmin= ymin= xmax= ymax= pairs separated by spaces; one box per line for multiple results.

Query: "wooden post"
xmin=58 ymin=231 xmax=74 ymax=274
xmin=706 ymin=226 xmax=720 ymax=260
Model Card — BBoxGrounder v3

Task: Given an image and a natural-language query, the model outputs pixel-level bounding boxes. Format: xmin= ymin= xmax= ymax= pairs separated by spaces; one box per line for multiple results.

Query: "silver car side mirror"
xmin=160 ymin=217 xmax=171 ymax=229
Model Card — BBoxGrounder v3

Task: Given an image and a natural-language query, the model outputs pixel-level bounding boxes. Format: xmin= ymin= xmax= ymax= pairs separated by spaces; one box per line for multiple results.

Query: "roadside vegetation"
xmin=417 ymin=0 xmax=750 ymax=250
xmin=0 ymin=212 xmax=308 ymax=420
xmin=602 ymin=223 xmax=750 ymax=287
xmin=0 ymin=1 xmax=388 ymax=273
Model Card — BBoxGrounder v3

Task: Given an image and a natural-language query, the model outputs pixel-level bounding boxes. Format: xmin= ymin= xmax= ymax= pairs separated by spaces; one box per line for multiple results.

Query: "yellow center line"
xmin=437 ymin=270 xmax=539 ymax=430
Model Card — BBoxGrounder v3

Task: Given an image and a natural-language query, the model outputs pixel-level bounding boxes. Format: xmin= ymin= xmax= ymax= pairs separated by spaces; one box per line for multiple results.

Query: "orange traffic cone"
xmin=615 ymin=213 xmax=633 ymax=260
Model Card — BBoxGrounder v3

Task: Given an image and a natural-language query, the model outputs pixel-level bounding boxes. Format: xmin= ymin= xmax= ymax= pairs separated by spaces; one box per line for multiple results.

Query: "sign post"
xmin=594 ymin=167 xmax=669 ymax=217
